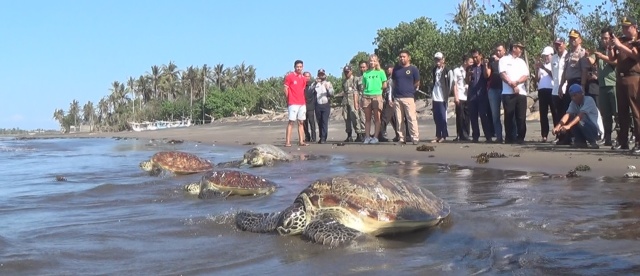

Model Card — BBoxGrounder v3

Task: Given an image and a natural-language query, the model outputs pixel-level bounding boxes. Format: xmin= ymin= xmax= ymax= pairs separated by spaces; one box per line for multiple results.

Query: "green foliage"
xmin=205 ymin=86 xmax=260 ymax=118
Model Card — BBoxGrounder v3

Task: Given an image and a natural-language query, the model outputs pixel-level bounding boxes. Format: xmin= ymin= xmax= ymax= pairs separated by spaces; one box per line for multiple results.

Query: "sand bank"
xmin=33 ymin=117 xmax=640 ymax=179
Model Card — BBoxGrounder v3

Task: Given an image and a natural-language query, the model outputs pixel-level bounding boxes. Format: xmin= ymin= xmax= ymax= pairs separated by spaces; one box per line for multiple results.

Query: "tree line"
xmin=52 ymin=0 xmax=640 ymax=133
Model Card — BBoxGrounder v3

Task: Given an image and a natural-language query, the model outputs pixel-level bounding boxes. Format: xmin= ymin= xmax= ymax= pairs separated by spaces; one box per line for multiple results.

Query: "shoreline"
xmin=16 ymin=118 xmax=640 ymax=178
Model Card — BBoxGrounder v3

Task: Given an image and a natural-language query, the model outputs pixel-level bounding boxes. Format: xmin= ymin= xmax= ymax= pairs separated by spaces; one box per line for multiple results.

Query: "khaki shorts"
xmin=362 ymin=95 xmax=383 ymax=110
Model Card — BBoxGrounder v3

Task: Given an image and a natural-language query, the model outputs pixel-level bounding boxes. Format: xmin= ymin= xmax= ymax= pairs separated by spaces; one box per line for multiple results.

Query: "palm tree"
xmin=137 ymin=75 xmax=151 ymax=103
xmin=450 ymin=0 xmax=477 ymax=33
xmin=148 ymin=65 xmax=161 ymax=100
xmin=98 ymin=97 xmax=109 ymax=127
xmin=186 ymin=66 xmax=197 ymax=120
xmin=162 ymin=61 xmax=180 ymax=100
xmin=212 ymin=63 xmax=225 ymax=90
xmin=69 ymin=100 xmax=80 ymax=131
xmin=82 ymin=101 xmax=95 ymax=132
xmin=201 ymin=64 xmax=210 ymax=124
xmin=53 ymin=108 xmax=65 ymax=130
xmin=126 ymin=76 xmax=136 ymax=119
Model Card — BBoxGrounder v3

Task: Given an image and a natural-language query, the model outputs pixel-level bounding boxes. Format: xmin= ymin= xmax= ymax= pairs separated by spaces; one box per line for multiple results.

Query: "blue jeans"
xmin=433 ymin=101 xmax=448 ymax=139
xmin=570 ymin=115 xmax=599 ymax=144
xmin=488 ymin=88 xmax=503 ymax=140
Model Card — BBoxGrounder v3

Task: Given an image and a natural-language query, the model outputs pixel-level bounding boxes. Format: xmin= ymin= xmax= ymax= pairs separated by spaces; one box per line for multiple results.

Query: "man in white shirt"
xmin=536 ymin=46 xmax=557 ymax=142
xmin=499 ymin=42 xmax=530 ymax=144
xmin=553 ymin=84 xmax=600 ymax=149
xmin=453 ymin=55 xmax=474 ymax=141
xmin=430 ymin=52 xmax=454 ymax=143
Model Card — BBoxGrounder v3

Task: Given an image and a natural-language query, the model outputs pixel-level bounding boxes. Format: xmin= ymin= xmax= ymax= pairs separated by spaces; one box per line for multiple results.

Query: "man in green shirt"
xmin=593 ymin=26 xmax=618 ymax=146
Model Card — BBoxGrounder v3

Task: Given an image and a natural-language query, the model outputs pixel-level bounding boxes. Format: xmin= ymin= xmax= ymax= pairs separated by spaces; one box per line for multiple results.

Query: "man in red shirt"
xmin=284 ymin=60 xmax=308 ymax=147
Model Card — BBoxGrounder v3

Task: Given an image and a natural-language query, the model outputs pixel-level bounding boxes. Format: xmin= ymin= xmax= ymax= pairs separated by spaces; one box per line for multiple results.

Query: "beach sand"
xmin=40 ymin=117 xmax=640 ymax=179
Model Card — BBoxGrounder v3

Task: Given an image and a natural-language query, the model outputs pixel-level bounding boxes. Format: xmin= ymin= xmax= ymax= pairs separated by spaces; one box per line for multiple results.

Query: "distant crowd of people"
xmin=282 ymin=15 xmax=640 ymax=155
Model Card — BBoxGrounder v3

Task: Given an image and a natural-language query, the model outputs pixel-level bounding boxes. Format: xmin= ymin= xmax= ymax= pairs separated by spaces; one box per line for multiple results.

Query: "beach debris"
xmin=428 ymin=155 xmax=435 ymax=158
xmin=624 ymin=171 xmax=640 ymax=178
xmin=628 ymin=165 xmax=637 ymax=170
xmin=243 ymin=142 xmax=257 ymax=146
xmin=598 ymin=158 xmax=602 ymax=161
xmin=511 ymin=154 xmax=521 ymax=157
xmin=566 ymin=170 xmax=579 ymax=178
xmin=55 ymin=175 xmax=67 ymax=182
xmin=416 ymin=145 xmax=435 ymax=152
xmin=472 ymin=151 xmax=506 ymax=164
xmin=575 ymin=164 xmax=591 ymax=172
xmin=335 ymin=142 xmax=346 ymax=146
xmin=475 ymin=153 xmax=490 ymax=164
xmin=167 ymin=139 xmax=184 ymax=144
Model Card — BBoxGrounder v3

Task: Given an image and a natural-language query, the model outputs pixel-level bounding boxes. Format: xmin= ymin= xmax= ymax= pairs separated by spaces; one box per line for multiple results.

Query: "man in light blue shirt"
xmin=553 ymin=84 xmax=600 ymax=149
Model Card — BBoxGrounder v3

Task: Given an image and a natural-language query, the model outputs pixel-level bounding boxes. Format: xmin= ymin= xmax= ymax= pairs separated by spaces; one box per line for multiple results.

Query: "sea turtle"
xmin=183 ymin=169 xmax=277 ymax=198
xmin=139 ymin=151 xmax=214 ymax=176
xmin=217 ymin=144 xmax=294 ymax=168
xmin=235 ymin=173 xmax=450 ymax=247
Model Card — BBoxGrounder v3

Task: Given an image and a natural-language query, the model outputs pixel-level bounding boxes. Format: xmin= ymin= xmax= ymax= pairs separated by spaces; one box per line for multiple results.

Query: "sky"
xmin=0 ymin=0 xmax=602 ymax=130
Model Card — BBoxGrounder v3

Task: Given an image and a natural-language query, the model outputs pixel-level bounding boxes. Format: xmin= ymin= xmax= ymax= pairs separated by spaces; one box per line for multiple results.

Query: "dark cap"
xmin=568 ymin=84 xmax=583 ymax=95
xmin=317 ymin=68 xmax=326 ymax=75
xmin=554 ymin=37 xmax=566 ymax=44
xmin=622 ymin=16 xmax=637 ymax=26
xmin=569 ymin=29 xmax=581 ymax=39
xmin=512 ymin=42 xmax=525 ymax=48
xmin=343 ymin=65 xmax=351 ymax=71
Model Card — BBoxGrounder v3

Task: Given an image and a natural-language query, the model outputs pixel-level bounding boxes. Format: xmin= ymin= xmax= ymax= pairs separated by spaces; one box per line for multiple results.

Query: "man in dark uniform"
xmin=609 ymin=16 xmax=640 ymax=153
xmin=379 ymin=63 xmax=399 ymax=142
xmin=302 ymin=71 xmax=316 ymax=142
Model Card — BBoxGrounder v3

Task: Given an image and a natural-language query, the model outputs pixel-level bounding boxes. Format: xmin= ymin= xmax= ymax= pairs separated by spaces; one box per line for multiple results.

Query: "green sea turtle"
xmin=183 ymin=169 xmax=277 ymax=198
xmin=217 ymin=144 xmax=294 ymax=168
xmin=139 ymin=151 xmax=214 ymax=176
xmin=235 ymin=173 xmax=450 ymax=247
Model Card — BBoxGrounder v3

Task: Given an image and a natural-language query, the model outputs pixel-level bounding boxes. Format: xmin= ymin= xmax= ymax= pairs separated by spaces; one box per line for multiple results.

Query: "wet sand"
xmin=37 ymin=118 xmax=640 ymax=178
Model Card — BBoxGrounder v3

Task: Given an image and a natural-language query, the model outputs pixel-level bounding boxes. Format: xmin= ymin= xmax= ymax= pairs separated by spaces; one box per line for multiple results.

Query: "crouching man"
xmin=552 ymin=84 xmax=600 ymax=149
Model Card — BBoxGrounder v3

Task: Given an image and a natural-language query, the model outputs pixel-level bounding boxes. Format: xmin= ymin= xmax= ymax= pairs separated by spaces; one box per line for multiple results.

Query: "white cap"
xmin=434 ymin=52 xmax=444 ymax=59
xmin=541 ymin=46 xmax=554 ymax=55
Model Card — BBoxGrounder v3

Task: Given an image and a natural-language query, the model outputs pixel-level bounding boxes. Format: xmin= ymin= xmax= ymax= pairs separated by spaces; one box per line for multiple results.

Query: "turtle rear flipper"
xmin=216 ymin=160 xmax=243 ymax=168
xmin=302 ymin=218 xmax=363 ymax=247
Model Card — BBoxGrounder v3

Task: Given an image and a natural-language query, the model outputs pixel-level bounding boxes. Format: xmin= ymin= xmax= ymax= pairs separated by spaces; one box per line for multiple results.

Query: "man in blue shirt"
xmin=392 ymin=50 xmax=421 ymax=144
xmin=467 ymin=49 xmax=493 ymax=142
xmin=553 ymin=84 xmax=600 ymax=149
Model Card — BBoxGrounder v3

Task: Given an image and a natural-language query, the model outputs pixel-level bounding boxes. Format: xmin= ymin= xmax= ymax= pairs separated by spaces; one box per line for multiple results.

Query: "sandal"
xmin=299 ymin=143 xmax=309 ymax=146
xmin=284 ymin=144 xmax=292 ymax=147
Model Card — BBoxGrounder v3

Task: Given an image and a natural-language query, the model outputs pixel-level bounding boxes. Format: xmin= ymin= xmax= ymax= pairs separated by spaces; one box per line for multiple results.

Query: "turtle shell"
xmin=298 ymin=173 xmax=449 ymax=235
xmin=246 ymin=144 xmax=292 ymax=161
xmin=201 ymin=170 xmax=276 ymax=196
xmin=151 ymin=151 xmax=213 ymax=174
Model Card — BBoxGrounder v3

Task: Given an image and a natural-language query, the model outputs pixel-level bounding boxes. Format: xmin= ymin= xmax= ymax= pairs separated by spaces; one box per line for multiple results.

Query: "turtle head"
xmin=139 ymin=160 xmax=153 ymax=172
xmin=276 ymin=203 xmax=307 ymax=236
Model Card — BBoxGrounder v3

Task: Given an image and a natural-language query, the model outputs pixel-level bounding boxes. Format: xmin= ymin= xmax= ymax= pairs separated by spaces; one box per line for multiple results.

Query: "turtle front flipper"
xmin=198 ymin=188 xmax=232 ymax=199
xmin=235 ymin=211 xmax=281 ymax=233
xmin=302 ymin=218 xmax=363 ymax=247
xmin=216 ymin=160 xmax=243 ymax=168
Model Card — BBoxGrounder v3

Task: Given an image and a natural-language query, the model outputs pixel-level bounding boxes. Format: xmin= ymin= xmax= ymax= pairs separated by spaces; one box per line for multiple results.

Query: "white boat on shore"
xmin=129 ymin=118 xmax=191 ymax=132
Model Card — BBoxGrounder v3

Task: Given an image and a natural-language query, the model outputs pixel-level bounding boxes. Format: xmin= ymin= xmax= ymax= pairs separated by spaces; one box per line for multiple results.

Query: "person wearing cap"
xmin=311 ymin=68 xmax=334 ymax=144
xmin=356 ymin=61 xmax=369 ymax=141
xmin=608 ymin=15 xmax=640 ymax=153
xmin=302 ymin=71 xmax=317 ymax=142
xmin=553 ymin=84 xmax=601 ymax=149
xmin=536 ymin=46 xmax=557 ymax=142
xmin=592 ymin=26 xmax=618 ymax=146
xmin=499 ymin=42 xmax=530 ymax=144
xmin=283 ymin=60 xmax=308 ymax=147
xmin=341 ymin=65 xmax=363 ymax=142
xmin=392 ymin=50 xmax=421 ymax=144
xmin=558 ymin=29 xmax=590 ymax=145
xmin=486 ymin=43 xmax=507 ymax=143
xmin=430 ymin=51 xmax=454 ymax=143
xmin=551 ymin=37 xmax=569 ymax=141
xmin=379 ymin=63 xmax=399 ymax=142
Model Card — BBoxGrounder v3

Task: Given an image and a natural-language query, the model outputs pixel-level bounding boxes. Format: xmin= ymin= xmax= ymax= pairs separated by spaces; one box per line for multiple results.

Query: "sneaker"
xmin=370 ymin=137 xmax=379 ymax=144
xmin=412 ymin=140 xmax=419 ymax=145
xmin=363 ymin=136 xmax=372 ymax=144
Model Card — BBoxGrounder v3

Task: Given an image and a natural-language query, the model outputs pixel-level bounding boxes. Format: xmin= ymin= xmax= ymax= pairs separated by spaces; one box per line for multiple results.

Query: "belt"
xmin=619 ymin=72 xmax=640 ymax=77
